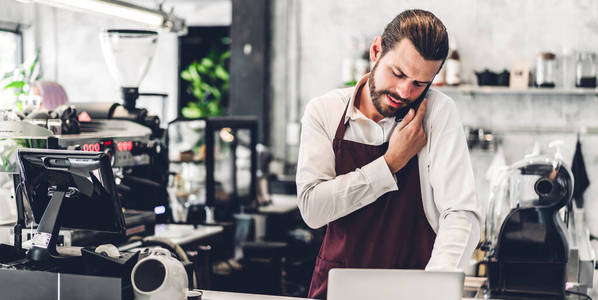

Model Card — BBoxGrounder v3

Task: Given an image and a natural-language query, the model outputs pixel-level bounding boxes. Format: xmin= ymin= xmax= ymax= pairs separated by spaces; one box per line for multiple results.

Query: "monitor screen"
xmin=17 ymin=149 xmax=126 ymax=234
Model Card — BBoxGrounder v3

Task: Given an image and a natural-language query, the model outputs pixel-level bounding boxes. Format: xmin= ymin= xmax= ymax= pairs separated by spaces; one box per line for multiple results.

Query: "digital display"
xmin=80 ymin=140 xmax=133 ymax=152
xmin=82 ymin=143 xmax=101 ymax=152
xmin=117 ymin=141 xmax=133 ymax=152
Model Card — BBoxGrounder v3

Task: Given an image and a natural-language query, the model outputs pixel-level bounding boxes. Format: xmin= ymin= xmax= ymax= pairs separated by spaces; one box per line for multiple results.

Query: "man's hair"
xmin=381 ymin=9 xmax=449 ymax=61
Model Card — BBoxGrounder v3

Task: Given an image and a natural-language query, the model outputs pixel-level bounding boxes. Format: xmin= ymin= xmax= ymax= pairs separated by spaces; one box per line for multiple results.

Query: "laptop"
xmin=327 ymin=269 xmax=464 ymax=300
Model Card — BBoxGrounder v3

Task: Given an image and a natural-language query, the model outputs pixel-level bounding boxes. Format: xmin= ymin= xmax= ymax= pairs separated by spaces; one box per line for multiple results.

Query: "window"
xmin=0 ymin=29 xmax=22 ymax=75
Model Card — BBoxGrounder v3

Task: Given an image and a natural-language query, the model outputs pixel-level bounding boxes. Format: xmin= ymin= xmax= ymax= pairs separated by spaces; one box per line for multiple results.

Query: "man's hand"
xmin=383 ymin=98 xmax=428 ymax=173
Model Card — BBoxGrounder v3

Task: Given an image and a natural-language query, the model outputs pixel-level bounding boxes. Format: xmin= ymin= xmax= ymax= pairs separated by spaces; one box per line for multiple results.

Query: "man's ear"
xmin=370 ymin=36 xmax=382 ymax=63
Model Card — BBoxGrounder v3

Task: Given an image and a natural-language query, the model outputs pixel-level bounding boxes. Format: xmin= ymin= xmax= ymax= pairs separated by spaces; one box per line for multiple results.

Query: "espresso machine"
xmin=71 ymin=29 xmax=170 ymax=223
xmin=484 ymin=145 xmax=594 ymax=299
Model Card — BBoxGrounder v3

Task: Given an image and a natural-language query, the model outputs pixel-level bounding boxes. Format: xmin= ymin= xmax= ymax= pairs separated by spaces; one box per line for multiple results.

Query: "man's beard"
xmin=368 ymin=62 xmax=410 ymax=118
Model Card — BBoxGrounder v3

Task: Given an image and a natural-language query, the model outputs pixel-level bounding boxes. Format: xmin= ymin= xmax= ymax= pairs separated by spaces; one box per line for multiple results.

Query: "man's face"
xmin=369 ymin=38 xmax=442 ymax=118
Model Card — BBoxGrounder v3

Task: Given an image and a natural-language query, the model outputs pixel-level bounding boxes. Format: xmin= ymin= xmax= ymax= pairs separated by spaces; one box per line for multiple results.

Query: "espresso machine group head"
xmin=485 ymin=152 xmax=574 ymax=299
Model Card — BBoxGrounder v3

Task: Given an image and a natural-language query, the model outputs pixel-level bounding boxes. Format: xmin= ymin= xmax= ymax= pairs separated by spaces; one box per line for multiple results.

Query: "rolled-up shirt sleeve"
xmin=296 ymin=100 xmax=398 ymax=229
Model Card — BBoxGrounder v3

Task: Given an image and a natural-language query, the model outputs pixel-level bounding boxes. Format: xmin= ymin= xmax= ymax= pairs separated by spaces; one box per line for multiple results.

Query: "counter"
xmin=199 ymin=290 xmax=586 ymax=300
xmin=202 ymin=290 xmax=310 ymax=299
xmin=199 ymin=290 xmax=488 ymax=299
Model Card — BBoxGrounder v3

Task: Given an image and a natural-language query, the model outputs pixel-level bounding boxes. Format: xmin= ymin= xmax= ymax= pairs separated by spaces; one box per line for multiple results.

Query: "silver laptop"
xmin=327 ymin=269 xmax=464 ymax=300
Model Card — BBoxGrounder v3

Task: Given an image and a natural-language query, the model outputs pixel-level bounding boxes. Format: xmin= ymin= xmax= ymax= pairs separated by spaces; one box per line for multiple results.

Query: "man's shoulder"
xmin=427 ymin=87 xmax=457 ymax=117
xmin=301 ymin=87 xmax=353 ymax=139
xmin=427 ymin=87 xmax=453 ymax=106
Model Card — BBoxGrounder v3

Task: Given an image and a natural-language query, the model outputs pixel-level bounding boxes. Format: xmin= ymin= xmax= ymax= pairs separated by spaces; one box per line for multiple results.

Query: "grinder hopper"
xmin=100 ymin=29 xmax=159 ymax=111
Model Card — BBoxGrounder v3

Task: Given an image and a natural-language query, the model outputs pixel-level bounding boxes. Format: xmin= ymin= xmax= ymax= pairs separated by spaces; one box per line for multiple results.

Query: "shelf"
xmin=464 ymin=124 xmax=598 ymax=135
xmin=169 ymin=159 xmax=204 ymax=164
xmin=437 ymin=85 xmax=598 ymax=95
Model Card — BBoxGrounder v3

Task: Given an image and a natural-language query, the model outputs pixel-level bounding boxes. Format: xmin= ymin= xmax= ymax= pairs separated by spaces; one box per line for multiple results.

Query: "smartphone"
xmin=394 ymin=83 xmax=431 ymax=122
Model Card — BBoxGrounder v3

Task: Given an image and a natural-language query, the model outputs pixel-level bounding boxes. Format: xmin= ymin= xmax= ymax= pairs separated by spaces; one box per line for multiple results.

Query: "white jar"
xmin=131 ymin=247 xmax=188 ymax=300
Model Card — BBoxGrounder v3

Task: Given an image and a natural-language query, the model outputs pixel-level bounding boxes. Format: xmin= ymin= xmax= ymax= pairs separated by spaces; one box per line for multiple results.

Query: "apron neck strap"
xmin=334 ymin=98 xmax=351 ymax=141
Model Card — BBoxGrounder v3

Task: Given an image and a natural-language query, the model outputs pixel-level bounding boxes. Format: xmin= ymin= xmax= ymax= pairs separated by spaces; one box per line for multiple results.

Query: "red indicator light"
xmin=104 ymin=140 xmax=112 ymax=146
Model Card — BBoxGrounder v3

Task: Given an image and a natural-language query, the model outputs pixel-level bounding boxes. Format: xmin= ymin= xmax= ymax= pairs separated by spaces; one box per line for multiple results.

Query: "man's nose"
xmin=396 ymin=81 xmax=413 ymax=100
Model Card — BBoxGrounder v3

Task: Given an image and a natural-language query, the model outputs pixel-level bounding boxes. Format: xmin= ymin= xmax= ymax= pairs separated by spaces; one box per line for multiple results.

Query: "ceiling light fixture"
xmin=29 ymin=0 xmax=186 ymax=34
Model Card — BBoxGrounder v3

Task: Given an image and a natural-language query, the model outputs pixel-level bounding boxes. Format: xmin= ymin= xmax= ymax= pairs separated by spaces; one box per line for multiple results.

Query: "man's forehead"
xmin=382 ymin=40 xmax=441 ymax=81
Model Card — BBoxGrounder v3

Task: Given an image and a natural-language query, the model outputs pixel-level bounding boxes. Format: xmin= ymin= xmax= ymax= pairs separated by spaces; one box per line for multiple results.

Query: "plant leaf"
xmin=197 ymin=64 xmax=208 ymax=74
xmin=214 ymin=65 xmax=229 ymax=81
xmin=181 ymin=70 xmax=193 ymax=81
xmin=4 ymin=81 xmax=25 ymax=90
xmin=210 ymin=87 xmax=221 ymax=100
xmin=207 ymin=101 xmax=220 ymax=116
xmin=193 ymin=88 xmax=204 ymax=100
xmin=189 ymin=64 xmax=201 ymax=82
xmin=219 ymin=51 xmax=231 ymax=63
xmin=182 ymin=105 xmax=202 ymax=119
xmin=28 ymin=49 xmax=40 ymax=77
xmin=200 ymin=58 xmax=214 ymax=69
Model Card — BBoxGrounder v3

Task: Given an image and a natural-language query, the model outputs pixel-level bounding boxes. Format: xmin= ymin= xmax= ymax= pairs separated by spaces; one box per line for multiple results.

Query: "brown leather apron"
xmin=307 ymin=99 xmax=437 ymax=299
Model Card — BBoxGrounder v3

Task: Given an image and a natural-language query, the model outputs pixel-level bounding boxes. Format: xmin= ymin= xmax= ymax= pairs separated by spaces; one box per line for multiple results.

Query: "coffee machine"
xmin=72 ymin=29 xmax=170 ymax=222
xmin=484 ymin=146 xmax=593 ymax=299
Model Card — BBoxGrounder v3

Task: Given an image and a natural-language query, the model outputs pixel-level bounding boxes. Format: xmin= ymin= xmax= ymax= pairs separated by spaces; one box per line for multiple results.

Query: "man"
xmin=296 ymin=9 xmax=482 ymax=299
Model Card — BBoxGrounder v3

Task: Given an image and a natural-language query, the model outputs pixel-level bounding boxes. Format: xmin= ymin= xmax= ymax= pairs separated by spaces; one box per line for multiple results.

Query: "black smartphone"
xmin=394 ymin=83 xmax=431 ymax=122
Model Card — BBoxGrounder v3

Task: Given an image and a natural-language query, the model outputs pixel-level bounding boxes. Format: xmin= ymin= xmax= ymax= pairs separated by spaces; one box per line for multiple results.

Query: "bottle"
xmin=575 ymin=51 xmax=597 ymax=88
xmin=445 ymin=36 xmax=461 ymax=86
xmin=535 ymin=52 xmax=556 ymax=88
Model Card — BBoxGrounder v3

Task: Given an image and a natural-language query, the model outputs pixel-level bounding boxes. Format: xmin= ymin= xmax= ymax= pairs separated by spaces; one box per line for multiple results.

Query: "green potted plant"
xmin=0 ymin=49 xmax=47 ymax=172
xmin=180 ymin=45 xmax=230 ymax=119
xmin=1 ymin=49 xmax=41 ymax=112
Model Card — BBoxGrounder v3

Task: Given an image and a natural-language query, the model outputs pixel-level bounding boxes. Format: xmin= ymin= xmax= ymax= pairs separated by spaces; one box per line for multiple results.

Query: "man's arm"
xmin=424 ymin=99 xmax=483 ymax=272
xmin=296 ymin=99 xmax=398 ymax=229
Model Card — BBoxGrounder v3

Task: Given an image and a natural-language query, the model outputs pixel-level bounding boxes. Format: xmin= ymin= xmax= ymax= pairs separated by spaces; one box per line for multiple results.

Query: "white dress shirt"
xmin=296 ymin=75 xmax=483 ymax=272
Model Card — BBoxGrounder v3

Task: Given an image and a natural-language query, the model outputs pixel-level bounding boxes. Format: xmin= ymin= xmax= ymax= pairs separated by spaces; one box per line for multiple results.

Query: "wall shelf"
xmin=464 ymin=125 xmax=598 ymax=135
xmin=437 ymin=85 xmax=598 ymax=96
